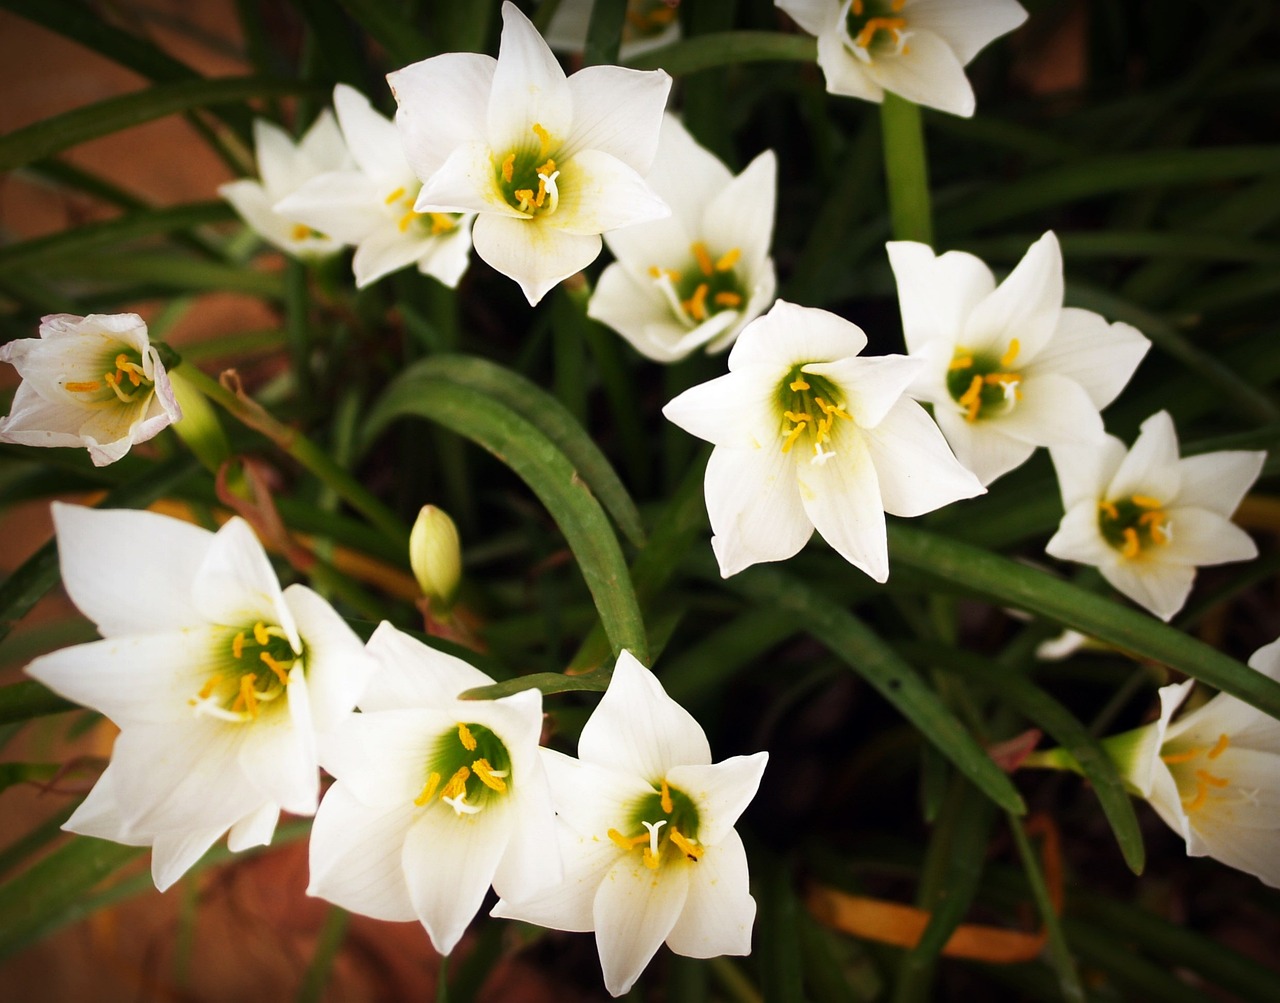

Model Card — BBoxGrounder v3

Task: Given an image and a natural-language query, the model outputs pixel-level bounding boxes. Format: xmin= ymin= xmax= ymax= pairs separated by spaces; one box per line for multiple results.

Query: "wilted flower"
xmin=26 ymin=505 xmax=373 ymax=891
xmin=662 ymin=299 xmax=984 ymax=580
xmin=1046 ymin=410 xmax=1263 ymax=621
xmin=492 ymin=651 xmax=768 ymax=997
xmin=308 ymin=624 xmax=559 ymax=954
xmin=0 ymin=313 xmax=182 ymax=466
xmin=775 ymin=0 xmax=1027 ymax=117
xmin=543 ymin=0 xmax=681 ymax=59
xmin=589 ymin=114 xmax=777 ymax=362
xmin=388 ymin=1 xmax=672 ymax=305
xmin=275 ymin=84 xmax=474 ymax=289
xmin=886 ymin=232 xmax=1150 ymax=486
xmin=218 ymin=112 xmax=350 ymax=259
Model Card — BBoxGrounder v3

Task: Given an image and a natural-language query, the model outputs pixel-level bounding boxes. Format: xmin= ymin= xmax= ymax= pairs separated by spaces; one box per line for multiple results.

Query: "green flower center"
xmin=651 ymin=242 xmax=747 ymax=327
xmin=1097 ymin=494 xmax=1171 ymax=558
xmin=382 ymin=183 xmax=460 ymax=238
xmin=496 ymin=123 xmax=561 ymax=218
xmin=775 ymin=364 xmax=852 ymax=464
xmin=412 ymin=722 xmax=513 ymax=816
xmin=843 ymin=0 xmax=910 ymax=57
xmin=946 ymin=341 xmax=1023 ymax=422
xmin=1161 ymin=732 xmax=1234 ymax=815
xmin=62 ymin=348 xmax=153 ymax=405
xmin=609 ymin=780 xmax=704 ymax=869
xmin=190 ymin=621 xmax=300 ymax=724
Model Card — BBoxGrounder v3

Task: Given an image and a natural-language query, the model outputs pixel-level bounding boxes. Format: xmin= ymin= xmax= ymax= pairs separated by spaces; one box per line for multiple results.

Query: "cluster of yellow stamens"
xmin=189 ymin=621 xmax=296 ymax=723
xmin=847 ymin=0 xmax=910 ymax=56
xmin=608 ymin=780 xmax=703 ymax=870
xmin=649 ymin=241 xmax=746 ymax=325
xmin=383 ymin=186 xmax=457 ymax=235
xmin=778 ymin=371 xmax=852 ymax=464
xmin=948 ymin=339 xmax=1023 ymax=422
xmin=64 ymin=352 xmax=153 ymax=404
xmin=1162 ymin=733 xmax=1231 ymax=814
xmin=1098 ymin=494 xmax=1172 ymax=559
xmin=413 ymin=722 xmax=510 ymax=817
xmin=498 ymin=123 xmax=560 ymax=217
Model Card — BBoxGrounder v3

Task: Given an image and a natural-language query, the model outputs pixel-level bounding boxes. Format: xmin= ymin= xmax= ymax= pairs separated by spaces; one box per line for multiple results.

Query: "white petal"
xmin=191 ymin=518 xmax=296 ymax=649
xmin=803 ymin=354 xmax=922 ymax=430
xmin=63 ymin=764 xmax=141 ymax=844
xmin=704 ymin=444 xmax=814 ymax=578
xmin=664 ymin=827 xmax=755 ymax=958
xmin=887 ymin=241 xmax=994 ymax=356
xmin=1045 ymin=502 xmax=1113 ymax=567
xmin=151 ymin=824 xmax=227 ymax=891
xmin=389 ymin=53 xmax=495 ymax=182
xmin=933 ymin=404 xmax=1036 ymax=486
xmin=638 ymin=114 xmax=733 ymax=229
xmin=227 ymin=800 xmax=279 ymax=851
xmin=1048 ymin=436 xmax=1126 ymax=510
xmin=471 ymin=213 xmax=602 ymax=305
xmin=662 ymin=368 xmax=777 ymax=450
xmin=319 ymin=707 xmax=448 ymax=807
xmin=727 ymin=300 xmax=866 ymax=372
xmin=415 ymin=140 xmax=519 ymax=217
xmin=491 ymin=743 xmax=563 ymax=904
xmin=1100 ymin=559 xmax=1195 ymax=621
xmin=253 ymin=118 xmax=312 ymax=199
xmin=589 ymin=264 xmax=697 ymax=363
xmin=1187 ymin=819 xmax=1280 ymax=889
xmin=815 ymin=27 xmax=884 ymax=103
xmin=238 ymin=667 xmax=317 ymax=817
xmin=579 ymin=650 xmax=712 ymax=779
xmin=994 ymin=372 xmax=1104 ymax=447
xmin=564 ymin=65 xmax=671 ymax=170
xmin=352 ymin=224 xmax=433 ymax=288
xmin=50 ymin=502 xmax=211 ymax=635
xmin=594 ymin=854 xmax=690 ymax=996
xmin=700 ymin=149 xmax=777 ymax=269
xmin=284 ymin=584 xmax=373 ymax=734
xmin=907 ymin=0 xmax=1029 ymax=65
xmin=332 ymin=83 xmax=409 ymax=185
xmin=1159 ymin=508 xmax=1258 ymax=566
xmin=298 ymin=108 xmax=350 ymax=170
xmin=488 ymin=2 xmax=572 ymax=152
xmin=221 ymin=179 xmax=321 ymax=256
xmin=1028 ymin=308 xmax=1149 ymax=410
xmin=775 ymin=0 xmax=837 ymax=36
xmin=665 ymin=753 xmax=767 ymax=847
xmin=1175 ymin=449 xmax=1265 ymax=517
xmin=963 ymin=231 xmax=1063 ymax=361
xmin=866 ymin=29 xmax=976 ymax=118
xmin=0 ymin=385 xmax=101 ymax=451
xmin=554 ymin=149 xmax=670 ymax=236
xmin=414 ymin=215 xmax=475 ymax=288
xmin=860 ymin=399 xmax=984 ymax=516
xmin=362 ymin=622 xmax=494 ymax=711
xmin=1105 ymin=411 xmax=1181 ymax=502
xmin=796 ymin=434 xmax=890 ymax=582
xmin=274 ymin=170 xmax=386 ymax=244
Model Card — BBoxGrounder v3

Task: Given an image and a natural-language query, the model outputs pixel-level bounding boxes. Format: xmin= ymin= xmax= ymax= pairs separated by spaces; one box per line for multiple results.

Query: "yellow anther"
xmin=715 ymin=248 xmax=741 ymax=271
xmin=855 ymin=16 xmax=907 ymax=49
xmin=1161 ymin=746 xmax=1204 ymax=764
xmin=473 ymin=758 xmax=507 ymax=792
xmin=514 ymin=188 xmax=534 ymax=208
xmin=669 ymin=828 xmax=703 ymax=861
xmin=231 ymin=631 xmax=246 ymax=659
xmin=608 ymin=828 xmax=647 ymax=850
xmin=501 ymin=153 xmax=515 ymax=183
xmin=1099 ymin=500 xmax=1119 ymax=520
xmin=197 ymin=675 xmax=221 ymax=700
xmin=1132 ymin=495 xmax=1163 ymax=509
xmin=1196 ymin=769 xmax=1230 ymax=788
xmin=290 ymin=223 xmax=312 ymax=241
xmin=537 ymin=158 xmax=556 ymax=177
xmin=948 ymin=355 xmax=974 ymax=371
xmin=958 ymin=375 xmax=984 ymax=422
xmin=815 ymin=397 xmax=851 ymax=421
xmin=692 ymin=241 xmax=714 ymax=276
xmin=260 ymin=651 xmax=291 ymax=686
xmin=783 ymin=410 xmax=810 ymax=424
xmin=781 ymin=422 xmax=807 ymax=454
xmin=253 ymin=622 xmax=271 ymax=646
xmin=1208 ymin=734 xmax=1230 ymax=760
xmin=661 ymin=781 xmax=674 ymax=814
xmin=414 ymin=772 xmax=442 ymax=806
xmin=1000 ymin=339 xmax=1021 ymax=367
xmin=1121 ymin=527 xmax=1141 ymax=559
xmin=642 ymin=847 xmax=661 ymax=870
xmin=1184 ymin=784 xmax=1209 ymax=813
xmin=384 ymin=186 xmax=407 ymax=205
xmin=441 ymin=766 xmax=471 ymax=801
xmin=458 ymin=723 xmax=477 ymax=751
xmin=63 ymin=380 xmax=102 ymax=393
xmin=790 ymin=377 xmax=811 ymax=392
xmin=429 ymin=213 xmax=455 ymax=234
xmin=714 ymin=291 xmax=743 ymax=308
xmin=532 ymin=122 xmax=551 ymax=156
xmin=104 ymin=372 xmax=137 ymax=403
xmin=684 ymin=283 xmax=709 ymax=321
xmin=398 ymin=210 xmax=416 ymax=233
xmin=234 ymin=673 xmax=259 ymax=717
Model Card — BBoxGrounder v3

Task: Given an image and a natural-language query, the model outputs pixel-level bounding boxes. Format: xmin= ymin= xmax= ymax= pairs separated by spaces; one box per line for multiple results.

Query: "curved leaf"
xmin=625 ymin=31 xmax=817 ymax=75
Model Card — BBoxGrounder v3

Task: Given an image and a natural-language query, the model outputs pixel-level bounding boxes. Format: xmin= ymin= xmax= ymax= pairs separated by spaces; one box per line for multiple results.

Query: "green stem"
xmin=297 ymin=906 xmax=350 ymax=1003
xmin=880 ymin=93 xmax=934 ymax=245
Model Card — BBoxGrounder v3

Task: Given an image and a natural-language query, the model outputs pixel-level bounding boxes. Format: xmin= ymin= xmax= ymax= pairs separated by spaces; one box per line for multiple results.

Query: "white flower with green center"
xmin=308 ymin=623 xmax=558 ymax=955
xmin=1046 ymin=410 xmax=1263 ymax=621
xmin=492 ymin=651 xmax=768 ymax=997
xmin=24 ymin=505 xmax=373 ymax=891
xmin=775 ymin=0 xmax=1027 ymax=116
xmin=542 ymin=0 xmax=681 ymax=59
xmin=886 ymin=232 xmax=1151 ymax=486
xmin=274 ymin=85 xmax=474 ymax=289
xmin=588 ymin=114 xmax=777 ymax=362
xmin=0 ymin=313 xmax=181 ymax=466
xmin=1096 ymin=638 xmax=1280 ymax=888
xmin=218 ymin=111 xmax=350 ymax=259
xmin=662 ymin=299 xmax=984 ymax=580
xmin=387 ymin=1 xmax=672 ymax=305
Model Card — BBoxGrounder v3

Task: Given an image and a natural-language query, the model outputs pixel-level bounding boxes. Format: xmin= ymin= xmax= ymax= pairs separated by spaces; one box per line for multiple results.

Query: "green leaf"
xmin=0 ymin=682 xmax=76 ymax=726
xmin=0 ymin=761 xmax=59 ymax=793
xmin=37 ymin=253 xmax=284 ymax=298
xmin=334 ymin=0 xmax=432 ymax=66
xmin=624 ymin=31 xmax=817 ymax=75
xmin=0 ymin=76 xmax=316 ymax=172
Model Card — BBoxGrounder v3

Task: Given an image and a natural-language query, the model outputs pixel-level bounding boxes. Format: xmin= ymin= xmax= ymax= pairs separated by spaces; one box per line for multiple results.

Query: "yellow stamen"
xmin=472 ymin=758 xmax=507 ymax=792
xmin=790 ymin=377 xmax=811 ymax=392
xmin=458 ymin=723 xmax=477 ymax=751
xmin=235 ymin=674 xmax=259 ymax=717
xmin=197 ymin=675 xmax=220 ymax=700
xmin=692 ymin=241 xmax=713 ymax=277
xmin=514 ymin=188 xmax=534 ymax=208
xmin=104 ymin=372 xmax=137 ymax=403
xmin=1000 ymin=339 xmax=1021 ymax=367
xmin=608 ymin=828 xmax=647 ymax=851
xmin=958 ymin=374 xmax=984 ymax=422
xmin=290 ymin=223 xmax=312 ymax=241
xmin=1184 ymin=784 xmax=1208 ymax=813
xmin=1132 ymin=495 xmax=1163 ymax=509
xmin=661 ymin=781 xmax=674 ymax=814
xmin=855 ymin=16 xmax=907 ymax=49
xmin=64 ymin=380 xmax=102 ymax=393
xmin=537 ymin=158 xmax=556 ymax=177
xmin=642 ymin=847 xmax=660 ymax=870
xmin=984 ymin=372 xmax=1020 ymax=386
xmin=1161 ymin=746 xmax=1204 ymax=764
xmin=1196 ymin=769 xmax=1230 ymax=789
xmin=1099 ymin=500 xmax=1119 ymax=520
xmin=948 ymin=355 xmax=974 ymax=371
xmin=532 ymin=122 xmax=551 ymax=156
xmin=429 ymin=213 xmax=455 ymax=234
xmin=669 ymin=828 xmax=703 ymax=861
xmin=253 ymin=622 xmax=271 ymax=646
xmin=1208 ymin=734 xmax=1230 ymax=760
xmin=398 ymin=210 xmax=416 ymax=233
xmin=714 ymin=291 xmax=743 ymax=307
xmin=384 ymin=186 xmax=407 ymax=205
xmin=815 ymin=397 xmax=852 ymax=421
xmin=501 ymin=153 xmax=515 ymax=183
xmin=781 ymin=421 xmax=808 ymax=454
xmin=715 ymin=248 xmax=741 ymax=272
xmin=231 ymin=631 xmax=246 ymax=659
xmin=1121 ymin=527 xmax=1141 ymax=559
xmin=260 ymin=651 xmax=291 ymax=686
xmin=684 ymin=283 xmax=709 ymax=321
xmin=414 ymin=771 xmax=442 ymax=806
xmin=441 ymin=766 xmax=470 ymax=800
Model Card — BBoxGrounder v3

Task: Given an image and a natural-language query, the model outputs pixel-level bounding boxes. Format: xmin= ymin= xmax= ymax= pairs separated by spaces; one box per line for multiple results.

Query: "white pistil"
xmin=444 ymin=792 xmax=484 ymax=816
xmin=641 ymin=818 xmax=666 ymax=858
xmin=538 ymin=169 xmax=560 ymax=214
xmin=812 ymin=442 xmax=836 ymax=466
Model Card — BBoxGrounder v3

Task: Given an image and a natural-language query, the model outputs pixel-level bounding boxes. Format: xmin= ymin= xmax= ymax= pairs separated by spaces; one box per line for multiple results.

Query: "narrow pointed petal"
xmin=284 ymin=584 xmax=372 ymax=734
xmin=868 ymin=29 xmax=976 ymax=117
xmin=796 ymin=435 xmax=890 ymax=582
xmin=1160 ymin=508 xmax=1258 ymax=566
xmin=964 ymin=232 xmax=1063 ymax=360
xmin=1175 ymin=450 xmax=1265 ymax=516
xmin=191 ymin=518 xmax=296 ymax=649
xmin=151 ymin=824 xmax=227 ymax=892
xmin=1101 ymin=559 xmax=1195 ymax=621
xmin=728 ymin=301 xmax=867 ymax=372
xmin=704 ymin=444 xmax=813 ymax=578
xmin=63 ymin=764 xmax=140 ymax=843
xmin=934 ymin=405 xmax=1036 ymax=485
xmin=664 ymin=828 xmax=755 ymax=958
xmin=319 ymin=708 xmax=446 ymax=806
xmin=908 ymin=0 xmax=1029 ymax=65
xmin=237 ymin=672 xmax=317 ymax=817
xmin=803 ymin=354 xmax=922 ymax=430
xmin=662 ymin=369 xmax=777 ymax=450
xmin=815 ymin=28 xmax=884 ymax=103
xmin=1045 ymin=502 xmax=1113 ymax=567
xmin=775 ymin=0 xmax=836 ymax=36
xmin=861 ymin=400 xmax=984 ymax=517
xmin=227 ymin=800 xmax=279 ymax=851
xmin=1027 ymin=308 xmax=1149 ymax=409
xmin=298 ymin=108 xmax=348 ymax=169
xmin=362 ymin=621 xmax=494 ymax=712
xmin=639 ymin=115 xmax=732 ymax=227
xmin=887 ymin=242 xmax=995 ymax=356
xmin=352 ymin=226 xmax=435 ymax=288
xmin=253 ymin=119 xmax=311 ymax=199
xmin=594 ymin=856 xmax=690 ymax=996
xmin=554 ymin=149 xmax=669 ymax=236
xmin=488 ymin=2 xmax=571 ymax=151
xmin=1105 ymin=411 xmax=1181 ymax=502
xmin=1048 ymin=436 xmax=1126 ymax=510
xmin=274 ymin=170 xmax=387 ymax=243
xmin=491 ymin=754 xmax=562 ymax=904
xmin=389 ymin=53 xmax=495 ymax=181
xmin=994 ymin=372 xmax=1103 ymax=447
xmin=414 ymin=217 xmax=475 ymax=287
xmin=565 ymin=65 xmax=671 ymax=170
xmin=416 ymin=141 xmax=520 ymax=217
xmin=331 ymin=84 xmax=408 ymax=185
xmin=700 ymin=150 xmax=777 ymax=269
xmin=666 ymin=753 xmax=767 ymax=847
xmin=471 ymin=213 xmax=601 ymax=305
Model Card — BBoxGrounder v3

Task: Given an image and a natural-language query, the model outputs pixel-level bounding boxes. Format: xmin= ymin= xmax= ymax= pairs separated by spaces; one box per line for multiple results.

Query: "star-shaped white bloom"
xmin=0 ymin=313 xmax=182 ymax=466
xmin=662 ymin=299 xmax=984 ymax=580
xmin=775 ymin=0 xmax=1027 ymax=116
xmin=1103 ymin=637 xmax=1280 ymax=888
xmin=492 ymin=651 xmax=768 ymax=997
xmin=887 ymin=232 xmax=1151 ymax=486
xmin=1046 ymin=410 xmax=1263 ymax=621
xmin=275 ymin=85 xmax=475 ymax=289
xmin=218 ymin=111 xmax=351 ymax=259
xmin=308 ymin=623 xmax=559 ymax=955
xmin=25 ymin=505 xmax=374 ymax=891
xmin=589 ymin=114 xmax=777 ymax=362
xmin=543 ymin=0 xmax=681 ymax=59
xmin=387 ymin=1 xmax=672 ymax=305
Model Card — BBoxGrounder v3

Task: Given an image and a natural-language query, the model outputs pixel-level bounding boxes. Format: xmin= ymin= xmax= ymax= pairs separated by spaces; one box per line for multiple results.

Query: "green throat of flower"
xmin=189 ymin=621 xmax=300 ymax=723
xmin=1162 ymin=732 xmax=1234 ymax=815
xmin=651 ymin=241 xmax=746 ymax=327
xmin=776 ymin=364 xmax=852 ymax=465
xmin=946 ymin=340 xmax=1022 ymax=422
xmin=498 ymin=123 xmax=561 ymax=218
xmin=843 ymin=0 xmax=910 ymax=59
xmin=609 ymin=779 xmax=703 ymax=870
xmin=413 ymin=722 xmax=512 ymax=817
xmin=1098 ymin=494 xmax=1171 ymax=558
xmin=62 ymin=349 xmax=154 ymax=405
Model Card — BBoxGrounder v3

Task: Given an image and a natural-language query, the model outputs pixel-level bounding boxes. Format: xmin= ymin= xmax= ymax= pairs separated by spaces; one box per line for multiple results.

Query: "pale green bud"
xmin=410 ymin=505 xmax=462 ymax=610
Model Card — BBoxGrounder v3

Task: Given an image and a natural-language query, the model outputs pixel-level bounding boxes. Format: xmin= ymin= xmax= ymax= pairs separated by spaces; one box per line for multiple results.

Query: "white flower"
xmin=218 ymin=111 xmax=351 ymax=259
xmin=275 ymin=85 xmax=475 ymax=289
xmin=775 ymin=0 xmax=1027 ymax=117
xmin=308 ymin=623 xmax=558 ymax=955
xmin=542 ymin=0 xmax=682 ymax=59
xmin=1104 ymin=638 xmax=1280 ymax=888
xmin=1046 ymin=410 xmax=1263 ymax=621
xmin=492 ymin=651 xmax=768 ymax=997
xmin=25 ymin=504 xmax=373 ymax=891
xmin=0 ymin=313 xmax=182 ymax=466
xmin=887 ymin=232 xmax=1151 ymax=486
xmin=388 ymin=1 xmax=672 ymax=305
xmin=588 ymin=114 xmax=777 ymax=362
xmin=662 ymin=299 xmax=984 ymax=581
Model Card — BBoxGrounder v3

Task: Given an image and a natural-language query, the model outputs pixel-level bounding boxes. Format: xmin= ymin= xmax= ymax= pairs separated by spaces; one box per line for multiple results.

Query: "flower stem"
xmin=1021 ymin=746 xmax=1084 ymax=774
xmin=880 ymin=93 xmax=934 ymax=246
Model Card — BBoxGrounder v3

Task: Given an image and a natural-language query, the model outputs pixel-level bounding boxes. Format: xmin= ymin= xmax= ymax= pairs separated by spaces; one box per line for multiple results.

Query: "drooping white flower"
xmin=0 ymin=313 xmax=182 ymax=466
xmin=662 ymin=299 xmax=984 ymax=581
xmin=887 ymin=232 xmax=1151 ymax=486
xmin=492 ymin=650 xmax=768 ymax=997
xmin=218 ymin=111 xmax=351 ymax=259
xmin=589 ymin=114 xmax=777 ymax=362
xmin=308 ymin=623 xmax=558 ymax=955
xmin=775 ymin=0 xmax=1027 ymax=117
xmin=25 ymin=504 xmax=373 ymax=891
xmin=388 ymin=1 xmax=672 ymax=305
xmin=542 ymin=0 xmax=681 ymax=59
xmin=1046 ymin=410 xmax=1263 ymax=621
xmin=1102 ymin=638 xmax=1280 ymax=888
xmin=275 ymin=85 xmax=475 ymax=289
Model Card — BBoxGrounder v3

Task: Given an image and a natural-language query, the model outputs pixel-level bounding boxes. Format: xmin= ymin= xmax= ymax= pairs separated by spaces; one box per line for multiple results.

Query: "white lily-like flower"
xmin=25 ymin=504 xmax=374 ymax=892
xmin=275 ymin=85 xmax=475 ymax=289
xmin=492 ymin=651 xmax=768 ymax=997
xmin=1046 ymin=410 xmax=1263 ymax=621
xmin=542 ymin=0 xmax=681 ymax=59
xmin=308 ymin=623 xmax=558 ymax=955
xmin=775 ymin=0 xmax=1027 ymax=117
xmin=1102 ymin=637 xmax=1280 ymax=888
xmin=218 ymin=111 xmax=350 ymax=259
xmin=662 ymin=299 xmax=984 ymax=580
xmin=589 ymin=114 xmax=777 ymax=362
xmin=0 ymin=313 xmax=182 ymax=466
xmin=887 ymin=232 xmax=1151 ymax=486
xmin=388 ymin=1 xmax=672 ymax=305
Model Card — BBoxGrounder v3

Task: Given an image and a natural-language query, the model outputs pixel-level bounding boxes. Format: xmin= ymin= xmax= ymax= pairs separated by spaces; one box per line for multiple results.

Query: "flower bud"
xmin=410 ymin=505 xmax=462 ymax=611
